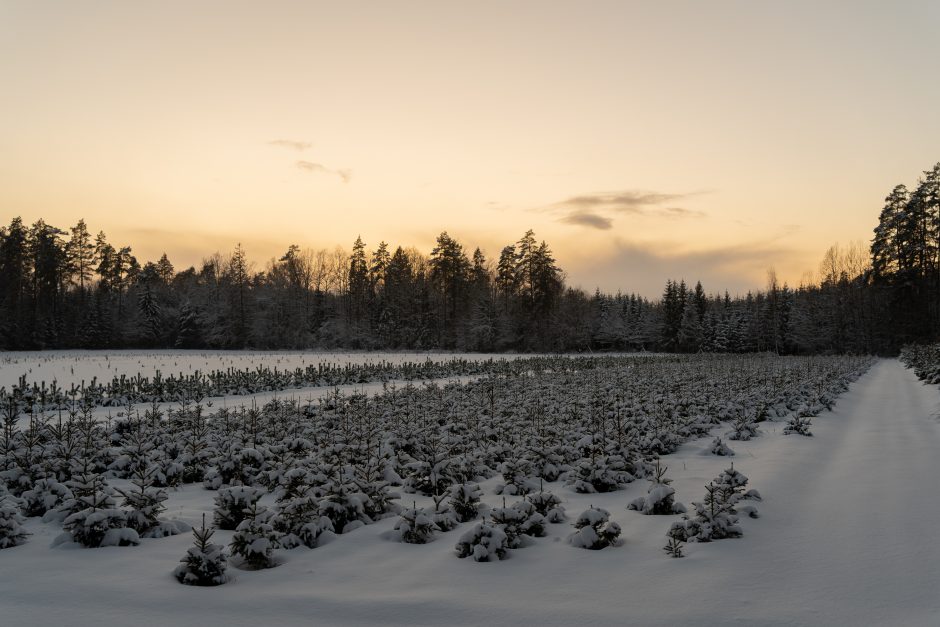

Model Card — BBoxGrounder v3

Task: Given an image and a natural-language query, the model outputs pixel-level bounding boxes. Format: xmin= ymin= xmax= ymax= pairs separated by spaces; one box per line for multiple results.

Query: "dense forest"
xmin=1 ymin=163 xmax=937 ymax=355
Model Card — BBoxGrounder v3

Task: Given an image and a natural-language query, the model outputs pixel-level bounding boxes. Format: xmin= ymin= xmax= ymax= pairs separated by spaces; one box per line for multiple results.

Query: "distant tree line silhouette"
xmin=1 ymin=163 xmax=937 ymax=354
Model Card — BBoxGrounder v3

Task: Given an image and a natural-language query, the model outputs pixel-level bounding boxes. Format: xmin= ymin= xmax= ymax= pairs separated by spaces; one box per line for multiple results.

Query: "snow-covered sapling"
xmin=488 ymin=498 xmax=547 ymax=549
xmin=727 ymin=412 xmax=758 ymax=441
xmin=62 ymin=508 xmax=140 ymax=548
xmin=709 ymin=436 xmax=735 ymax=456
xmin=510 ymin=499 xmax=547 ymax=538
xmin=455 ymin=522 xmax=508 ymax=562
xmin=175 ymin=514 xmax=228 ymax=586
xmin=394 ymin=506 xmax=436 ymax=544
xmin=527 ymin=489 xmax=566 ymax=523
xmin=428 ymin=492 xmax=459 ymax=532
xmin=318 ymin=482 xmax=369 ymax=534
xmin=495 ymin=458 xmax=537 ymax=495
xmin=565 ymin=456 xmax=632 ymax=493
xmin=783 ymin=412 xmax=813 ymax=436
xmin=21 ymin=478 xmax=72 ymax=518
xmin=0 ymin=500 xmax=29 ymax=549
xmin=229 ymin=503 xmax=280 ymax=569
xmin=272 ymin=495 xmax=333 ymax=549
xmin=663 ymin=536 xmax=684 ymax=558
xmin=448 ymin=483 xmax=483 ymax=523
xmin=116 ymin=463 xmax=174 ymax=536
xmin=627 ymin=461 xmax=686 ymax=515
xmin=213 ymin=486 xmax=265 ymax=530
xmin=567 ymin=506 xmax=622 ymax=550
xmin=668 ymin=464 xmax=760 ymax=544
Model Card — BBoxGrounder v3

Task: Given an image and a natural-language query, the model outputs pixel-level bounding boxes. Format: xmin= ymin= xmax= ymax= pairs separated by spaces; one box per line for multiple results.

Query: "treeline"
xmin=870 ymin=163 xmax=940 ymax=345
xmin=0 ymin=163 xmax=936 ymax=354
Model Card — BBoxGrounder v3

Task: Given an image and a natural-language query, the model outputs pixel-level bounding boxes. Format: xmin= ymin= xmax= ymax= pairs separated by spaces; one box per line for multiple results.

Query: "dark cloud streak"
xmin=551 ymin=189 xmax=708 ymax=229
xmin=559 ymin=212 xmax=613 ymax=230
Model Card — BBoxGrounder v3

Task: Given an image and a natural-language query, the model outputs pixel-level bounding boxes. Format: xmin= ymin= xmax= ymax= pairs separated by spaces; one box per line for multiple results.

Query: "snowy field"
xmin=0 ymin=350 xmax=541 ymax=421
xmin=2 ymin=355 xmax=939 ymax=626
xmin=0 ymin=349 xmax=525 ymax=390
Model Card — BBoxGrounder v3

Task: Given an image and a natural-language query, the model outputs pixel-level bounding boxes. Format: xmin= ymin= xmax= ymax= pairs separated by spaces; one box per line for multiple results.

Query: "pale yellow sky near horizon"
xmin=1 ymin=1 xmax=938 ymax=297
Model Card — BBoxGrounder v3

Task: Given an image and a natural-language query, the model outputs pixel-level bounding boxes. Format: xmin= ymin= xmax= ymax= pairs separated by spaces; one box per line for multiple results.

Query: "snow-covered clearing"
xmin=1 ymin=358 xmax=937 ymax=626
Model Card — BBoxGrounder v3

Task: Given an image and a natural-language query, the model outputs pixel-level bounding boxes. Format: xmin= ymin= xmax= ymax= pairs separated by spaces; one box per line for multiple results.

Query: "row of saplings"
xmin=0 ymin=458 xmax=760 ymax=585
xmin=173 ymin=462 xmax=760 ymax=586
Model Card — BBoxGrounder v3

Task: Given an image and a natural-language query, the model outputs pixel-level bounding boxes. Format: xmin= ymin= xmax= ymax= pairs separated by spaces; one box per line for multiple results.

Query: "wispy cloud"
xmin=560 ymin=191 xmax=687 ymax=212
xmin=559 ymin=211 xmax=613 ymax=230
xmin=550 ymin=189 xmax=707 ymax=228
xmin=268 ymin=139 xmax=313 ymax=151
xmin=296 ymin=160 xmax=351 ymax=183
xmin=662 ymin=207 xmax=706 ymax=218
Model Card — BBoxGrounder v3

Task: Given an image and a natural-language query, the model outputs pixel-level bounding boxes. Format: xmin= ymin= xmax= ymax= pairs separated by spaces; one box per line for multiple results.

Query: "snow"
xmin=0 ymin=349 xmax=570 ymax=423
xmin=0 ymin=350 xmax=504 ymax=389
xmin=1 ymin=358 xmax=939 ymax=625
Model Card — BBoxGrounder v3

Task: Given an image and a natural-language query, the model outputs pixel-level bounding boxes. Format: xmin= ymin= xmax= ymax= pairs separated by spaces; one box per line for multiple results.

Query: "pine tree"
xmin=66 ymin=219 xmax=96 ymax=301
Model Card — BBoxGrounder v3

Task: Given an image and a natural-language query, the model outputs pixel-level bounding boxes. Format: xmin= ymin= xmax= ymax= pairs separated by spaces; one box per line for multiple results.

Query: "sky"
xmin=1 ymin=1 xmax=938 ymax=297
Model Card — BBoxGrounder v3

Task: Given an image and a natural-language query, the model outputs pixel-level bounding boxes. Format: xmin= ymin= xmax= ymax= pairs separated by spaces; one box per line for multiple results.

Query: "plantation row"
xmin=0 ymin=354 xmax=872 ymax=578
xmin=2 ymin=354 xmax=656 ymax=412
xmin=899 ymin=344 xmax=940 ymax=384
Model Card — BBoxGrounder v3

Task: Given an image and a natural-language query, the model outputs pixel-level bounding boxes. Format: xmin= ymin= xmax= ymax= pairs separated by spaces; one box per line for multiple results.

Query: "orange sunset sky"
xmin=2 ymin=1 xmax=939 ymax=296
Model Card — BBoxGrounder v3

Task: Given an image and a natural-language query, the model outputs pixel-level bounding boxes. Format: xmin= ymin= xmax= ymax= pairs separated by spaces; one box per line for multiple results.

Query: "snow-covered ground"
xmin=2 ymin=358 xmax=938 ymax=626
xmin=0 ymin=350 xmax=523 ymax=390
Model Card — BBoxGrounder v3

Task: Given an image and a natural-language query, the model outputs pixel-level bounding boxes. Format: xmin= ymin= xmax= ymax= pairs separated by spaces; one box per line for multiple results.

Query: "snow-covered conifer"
xmin=567 ymin=506 xmax=621 ymax=550
xmin=527 ymin=489 xmax=566 ymax=523
xmin=709 ymin=436 xmax=735 ymax=456
xmin=21 ymin=478 xmax=71 ymax=518
xmin=213 ymin=486 xmax=264 ymax=530
xmin=455 ymin=522 xmax=508 ymax=562
xmin=627 ymin=461 xmax=686 ymax=515
xmin=175 ymin=514 xmax=228 ymax=586
xmin=393 ymin=506 xmax=436 ymax=544
xmin=448 ymin=483 xmax=483 ymax=523
xmin=663 ymin=536 xmax=684 ymax=558
xmin=0 ymin=499 xmax=29 ymax=549
xmin=229 ymin=503 xmax=279 ymax=569
xmin=565 ymin=456 xmax=631 ymax=493
xmin=783 ymin=412 xmax=813 ymax=436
